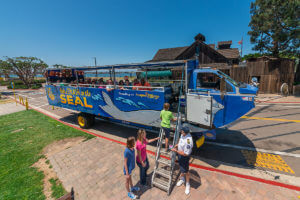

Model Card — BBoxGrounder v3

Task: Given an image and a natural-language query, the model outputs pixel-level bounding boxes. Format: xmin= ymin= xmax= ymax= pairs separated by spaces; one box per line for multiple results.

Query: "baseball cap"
xmin=181 ymin=126 xmax=190 ymax=134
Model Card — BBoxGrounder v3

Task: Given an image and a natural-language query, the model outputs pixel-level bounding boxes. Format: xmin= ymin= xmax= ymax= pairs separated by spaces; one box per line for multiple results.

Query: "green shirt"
xmin=160 ymin=110 xmax=174 ymax=128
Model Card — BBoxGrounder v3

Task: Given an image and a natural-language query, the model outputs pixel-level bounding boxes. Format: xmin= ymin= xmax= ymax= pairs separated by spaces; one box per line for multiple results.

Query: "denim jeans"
xmin=137 ymin=157 xmax=149 ymax=185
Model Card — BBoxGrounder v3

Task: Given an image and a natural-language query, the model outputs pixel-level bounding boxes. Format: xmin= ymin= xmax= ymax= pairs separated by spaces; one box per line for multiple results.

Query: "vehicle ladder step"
xmin=155 ymin=168 xmax=172 ymax=179
xmin=152 ymin=178 xmax=169 ymax=191
xmin=157 ymin=157 xmax=171 ymax=166
xmin=160 ymin=149 xmax=172 ymax=157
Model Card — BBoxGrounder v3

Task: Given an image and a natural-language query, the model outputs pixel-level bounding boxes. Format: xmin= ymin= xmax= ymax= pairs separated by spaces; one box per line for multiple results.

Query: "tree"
xmin=0 ymin=57 xmax=48 ymax=87
xmin=0 ymin=60 xmax=10 ymax=79
xmin=248 ymin=0 xmax=299 ymax=57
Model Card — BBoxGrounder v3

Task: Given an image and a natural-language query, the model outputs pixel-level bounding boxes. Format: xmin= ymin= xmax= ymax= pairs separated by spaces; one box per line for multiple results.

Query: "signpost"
xmin=11 ymin=82 xmax=17 ymax=106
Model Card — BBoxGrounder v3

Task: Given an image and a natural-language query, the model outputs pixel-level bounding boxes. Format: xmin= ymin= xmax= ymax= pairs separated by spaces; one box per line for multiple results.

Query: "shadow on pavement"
xmin=58 ymin=113 xmax=259 ymax=172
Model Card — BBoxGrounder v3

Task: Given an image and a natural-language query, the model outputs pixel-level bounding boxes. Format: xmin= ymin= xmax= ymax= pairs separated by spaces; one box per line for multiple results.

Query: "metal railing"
xmin=47 ymin=83 xmax=165 ymax=91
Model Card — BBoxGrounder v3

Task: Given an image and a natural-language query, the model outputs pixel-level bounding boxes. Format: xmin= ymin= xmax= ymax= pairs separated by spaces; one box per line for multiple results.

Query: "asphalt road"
xmin=2 ymin=88 xmax=300 ymax=178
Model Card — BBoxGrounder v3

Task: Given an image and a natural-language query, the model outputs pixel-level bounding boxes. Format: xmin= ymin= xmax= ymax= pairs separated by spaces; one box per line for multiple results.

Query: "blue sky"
xmin=0 ymin=0 xmax=254 ymax=67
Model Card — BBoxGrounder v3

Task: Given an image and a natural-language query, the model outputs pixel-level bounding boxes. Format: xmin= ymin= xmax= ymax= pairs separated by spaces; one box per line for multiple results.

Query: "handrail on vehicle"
xmin=47 ymin=83 xmax=165 ymax=91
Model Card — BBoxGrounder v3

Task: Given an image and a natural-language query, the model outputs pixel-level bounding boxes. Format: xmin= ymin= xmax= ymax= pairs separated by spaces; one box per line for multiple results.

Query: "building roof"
xmin=217 ymin=40 xmax=232 ymax=47
xmin=217 ymin=48 xmax=240 ymax=59
xmin=208 ymin=44 xmax=215 ymax=49
xmin=151 ymin=46 xmax=189 ymax=61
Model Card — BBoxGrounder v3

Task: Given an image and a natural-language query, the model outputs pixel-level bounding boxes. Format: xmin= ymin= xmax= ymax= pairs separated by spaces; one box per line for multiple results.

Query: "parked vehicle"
xmin=45 ymin=60 xmax=257 ymax=140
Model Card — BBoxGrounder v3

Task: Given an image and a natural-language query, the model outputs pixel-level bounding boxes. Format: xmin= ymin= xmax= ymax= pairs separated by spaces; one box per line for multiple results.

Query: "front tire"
xmin=77 ymin=113 xmax=94 ymax=129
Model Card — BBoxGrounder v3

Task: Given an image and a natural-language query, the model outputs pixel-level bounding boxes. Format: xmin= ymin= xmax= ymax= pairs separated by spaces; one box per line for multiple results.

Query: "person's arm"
xmin=137 ymin=149 xmax=145 ymax=167
xmin=160 ymin=112 xmax=162 ymax=120
xmin=124 ymin=157 xmax=129 ymax=178
xmin=172 ymin=149 xmax=188 ymax=156
xmin=146 ymin=137 xmax=160 ymax=143
xmin=172 ymin=139 xmax=192 ymax=156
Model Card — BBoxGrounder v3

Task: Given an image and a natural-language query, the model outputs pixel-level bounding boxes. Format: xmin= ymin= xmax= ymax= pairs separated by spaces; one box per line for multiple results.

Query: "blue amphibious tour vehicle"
xmin=45 ymin=59 xmax=258 ymax=141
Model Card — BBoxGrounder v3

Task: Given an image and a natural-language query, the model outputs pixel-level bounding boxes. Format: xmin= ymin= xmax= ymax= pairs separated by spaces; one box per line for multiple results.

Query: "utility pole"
xmin=93 ymin=57 xmax=97 ymax=77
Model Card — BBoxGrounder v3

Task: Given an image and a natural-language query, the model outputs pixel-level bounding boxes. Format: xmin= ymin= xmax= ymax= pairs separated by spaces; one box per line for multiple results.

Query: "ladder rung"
xmin=152 ymin=178 xmax=169 ymax=191
xmin=157 ymin=158 xmax=171 ymax=166
xmin=160 ymin=149 xmax=172 ymax=157
xmin=155 ymin=168 xmax=171 ymax=179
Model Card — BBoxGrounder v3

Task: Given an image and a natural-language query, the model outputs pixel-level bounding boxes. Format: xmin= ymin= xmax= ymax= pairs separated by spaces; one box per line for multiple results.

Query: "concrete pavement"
xmin=1 ymin=88 xmax=300 ymax=199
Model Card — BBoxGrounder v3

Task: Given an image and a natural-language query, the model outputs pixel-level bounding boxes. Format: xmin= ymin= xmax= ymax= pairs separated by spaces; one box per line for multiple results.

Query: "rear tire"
xmin=77 ymin=113 xmax=94 ymax=129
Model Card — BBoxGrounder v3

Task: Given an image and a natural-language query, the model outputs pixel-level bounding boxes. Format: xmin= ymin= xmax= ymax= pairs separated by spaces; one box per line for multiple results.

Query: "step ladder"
xmin=151 ymin=113 xmax=182 ymax=195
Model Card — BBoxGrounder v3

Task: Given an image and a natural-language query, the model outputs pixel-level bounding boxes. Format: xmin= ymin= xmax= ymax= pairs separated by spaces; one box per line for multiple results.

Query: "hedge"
xmin=7 ymin=83 xmax=42 ymax=90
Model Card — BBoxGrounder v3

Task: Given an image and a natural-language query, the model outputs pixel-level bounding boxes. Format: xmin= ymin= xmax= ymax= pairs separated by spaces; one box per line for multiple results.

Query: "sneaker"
xmin=128 ymin=192 xmax=137 ymax=199
xmin=130 ymin=186 xmax=140 ymax=192
xmin=176 ymin=179 xmax=184 ymax=187
xmin=185 ymin=183 xmax=190 ymax=195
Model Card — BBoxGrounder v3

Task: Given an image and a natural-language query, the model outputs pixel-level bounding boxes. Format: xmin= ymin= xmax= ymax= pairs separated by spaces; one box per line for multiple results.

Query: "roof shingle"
xmin=151 ymin=46 xmax=189 ymax=61
xmin=217 ymin=48 xmax=240 ymax=59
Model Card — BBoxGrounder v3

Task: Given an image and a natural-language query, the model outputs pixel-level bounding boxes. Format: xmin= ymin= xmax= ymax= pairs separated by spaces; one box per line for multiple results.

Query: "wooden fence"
xmin=228 ymin=57 xmax=296 ymax=94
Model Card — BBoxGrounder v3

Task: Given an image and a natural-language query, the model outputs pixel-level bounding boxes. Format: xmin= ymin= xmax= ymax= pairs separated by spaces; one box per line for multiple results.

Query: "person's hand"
xmin=156 ymin=137 xmax=160 ymax=140
xmin=171 ymin=148 xmax=177 ymax=152
xmin=142 ymin=162 xmax=146 ymax=168
xmin=125 ymin=174 xmax=130 ymax=179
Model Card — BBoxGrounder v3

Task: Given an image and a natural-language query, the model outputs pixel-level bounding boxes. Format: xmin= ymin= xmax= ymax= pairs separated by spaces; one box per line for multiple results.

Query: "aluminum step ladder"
xmin=151 ymin=113 xmax=182 ymax=195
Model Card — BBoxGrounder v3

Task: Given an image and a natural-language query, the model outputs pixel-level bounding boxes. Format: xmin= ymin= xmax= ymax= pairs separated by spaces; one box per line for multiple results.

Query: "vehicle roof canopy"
xmin=47 ymin=60 xmax=196 ymax=72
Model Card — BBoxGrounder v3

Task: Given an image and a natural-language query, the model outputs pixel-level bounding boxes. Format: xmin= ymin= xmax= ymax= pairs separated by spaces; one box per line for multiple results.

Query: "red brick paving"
xmin=49 ymin=138 xmax=300 ymax=200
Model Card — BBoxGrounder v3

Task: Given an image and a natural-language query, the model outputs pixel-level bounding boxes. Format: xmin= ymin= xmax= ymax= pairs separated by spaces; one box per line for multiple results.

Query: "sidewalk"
xmin=49 ymin=137 xmax=300 ymax=200
xmin=0 ymin=100 xmax=25 ymax=116
xmin=256 ymin=94 xmax=300 ymax=103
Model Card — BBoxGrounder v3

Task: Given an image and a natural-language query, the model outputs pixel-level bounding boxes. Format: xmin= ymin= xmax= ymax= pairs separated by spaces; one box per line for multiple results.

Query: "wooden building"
xmin=149 ymin=33 xmax=240 ymax=65
xmin=229 ymin=57 xmax=297 ymax=94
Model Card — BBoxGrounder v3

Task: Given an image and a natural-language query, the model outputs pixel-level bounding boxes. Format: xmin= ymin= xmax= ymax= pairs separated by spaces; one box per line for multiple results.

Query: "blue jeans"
xmin=137 ymin=157 xmax=149 ymax=185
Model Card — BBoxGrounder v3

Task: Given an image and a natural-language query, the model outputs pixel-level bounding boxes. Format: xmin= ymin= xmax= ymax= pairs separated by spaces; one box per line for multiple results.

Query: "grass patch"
xmin=0 ymin=110 xmax=94 ymax=199
xmin=49 ymin=178 xmax=67 ymax=199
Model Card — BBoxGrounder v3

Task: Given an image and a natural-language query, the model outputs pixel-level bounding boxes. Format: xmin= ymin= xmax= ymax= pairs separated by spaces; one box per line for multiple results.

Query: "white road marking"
xmin=256 ymin=104 xmax=300 ymax=108
xmin=205 ymin=141 xmax=300 ymax=158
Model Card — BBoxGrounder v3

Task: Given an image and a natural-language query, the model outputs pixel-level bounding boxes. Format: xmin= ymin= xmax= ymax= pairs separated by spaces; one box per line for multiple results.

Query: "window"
xmin=197 ymin=73 xmax=221 ymax=90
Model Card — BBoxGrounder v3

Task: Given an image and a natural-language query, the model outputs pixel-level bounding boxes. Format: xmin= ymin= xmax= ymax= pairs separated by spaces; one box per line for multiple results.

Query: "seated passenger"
xmin=137 ymin=78 xmax=151 ymax=91
xmin=54 ymin=72 xmax=60 ymax=82
xmin=118 ymin=80 xmax=125 ymax=90
xmin=132 ymin=79 xmax=139 ymax=90
xmin=65 ymin=74 xmax=72 ymax=83
xmin=91 ymin=79 xmax=96 ymax=87
xmin=59 ymin=72 xmax=64 ymax=82
xmin=98 ymin=78 xmax=106 ymax=89
xmin=61 ymin=79 xmax=67 ymax=86
xmin=124 ymin=79 xmax=131 ymax=89
xmin=106 ymin=79 xmax=114 ymax=92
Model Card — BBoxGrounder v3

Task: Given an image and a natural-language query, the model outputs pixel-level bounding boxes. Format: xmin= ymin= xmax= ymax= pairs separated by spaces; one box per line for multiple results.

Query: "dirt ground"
xmin=32 ymin=137 xmax=86 ymax=200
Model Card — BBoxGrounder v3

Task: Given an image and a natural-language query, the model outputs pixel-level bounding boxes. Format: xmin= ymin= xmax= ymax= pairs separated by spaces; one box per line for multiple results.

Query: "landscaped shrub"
xmin=7 ymin=83 xmax=42 ymax=89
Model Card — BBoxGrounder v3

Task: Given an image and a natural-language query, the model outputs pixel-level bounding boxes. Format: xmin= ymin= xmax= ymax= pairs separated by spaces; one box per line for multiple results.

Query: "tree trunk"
xmin=272 ymin=41 xmax=279 ymax=58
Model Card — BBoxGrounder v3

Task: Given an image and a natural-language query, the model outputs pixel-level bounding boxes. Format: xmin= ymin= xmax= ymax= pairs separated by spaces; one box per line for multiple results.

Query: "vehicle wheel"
xmin=77 ymin=113 xmax=90 ymax=129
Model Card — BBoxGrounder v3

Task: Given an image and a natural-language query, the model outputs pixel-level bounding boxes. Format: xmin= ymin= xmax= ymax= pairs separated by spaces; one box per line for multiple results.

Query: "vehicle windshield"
xmin=217 ymin=71 xmax=239 ymax=87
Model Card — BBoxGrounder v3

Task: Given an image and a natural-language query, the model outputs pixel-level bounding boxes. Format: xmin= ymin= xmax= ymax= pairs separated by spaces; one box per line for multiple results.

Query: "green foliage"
xmin=242 ymin=52 xmax=298 ymax=61
xmin=0 ymin=57 xmax=48 ymax=87
xmin=248 ymin=0 xmax=299 ymax=57
xmin=49 ymin=178 xmax=67 ymax=199
xmin=7 ymin=83 xmax=42 ymax=89
xmin=241 ymin=53 xmax=265 ymax=61
xmin=0 ymin=110 xmax=94 ymax=199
